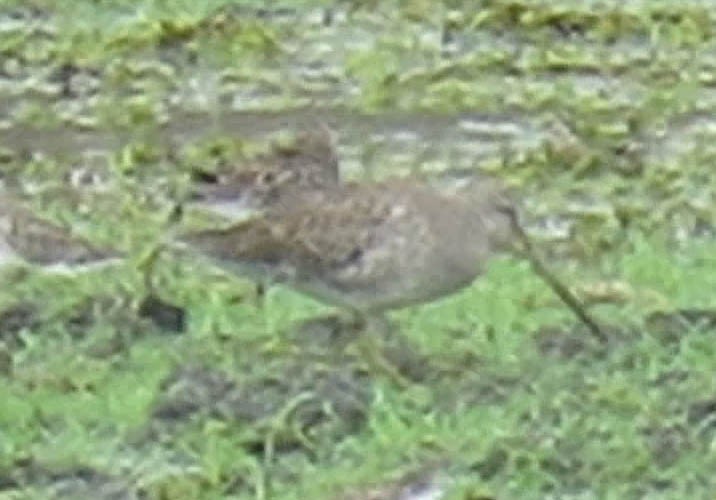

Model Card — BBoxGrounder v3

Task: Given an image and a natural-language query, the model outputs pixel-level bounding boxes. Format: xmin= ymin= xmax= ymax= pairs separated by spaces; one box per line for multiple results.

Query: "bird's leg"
xmin=256 ymin=280 xmax=273 ymax=336
xmin=351 ymin=312 xmax=411 ymax=388
xmin=254 ymin=280 xmax=267 ymax=310
xmin=135 ymin=202 xmax=184 ymax=297
xmin=135 ymin=242 xmax=165 ymax=295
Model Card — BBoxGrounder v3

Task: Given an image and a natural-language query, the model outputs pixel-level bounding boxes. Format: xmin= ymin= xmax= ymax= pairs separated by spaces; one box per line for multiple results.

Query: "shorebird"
xmin=172 ymin=174 xmax=605 ymax=344
xmin=133 ymin=172 xmax=605 ymax=386
xmin=178 ymin=178 xmax=512 ymax=312
xmin=0 ymin=195 xmax=122 ymax=273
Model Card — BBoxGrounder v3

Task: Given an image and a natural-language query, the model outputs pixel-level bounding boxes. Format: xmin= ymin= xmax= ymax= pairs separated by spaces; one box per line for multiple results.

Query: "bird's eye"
xmin=260 ymin=171 xmax=276 ymax=184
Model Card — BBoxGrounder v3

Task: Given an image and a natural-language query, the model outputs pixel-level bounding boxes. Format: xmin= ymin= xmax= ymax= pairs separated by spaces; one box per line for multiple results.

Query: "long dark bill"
xmin=504 ymin=207 xmax=608 ymax=344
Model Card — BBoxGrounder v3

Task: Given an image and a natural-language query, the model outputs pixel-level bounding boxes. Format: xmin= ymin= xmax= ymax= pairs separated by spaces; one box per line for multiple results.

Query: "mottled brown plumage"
xmin=0 ymin=196 xmax=122 ymax=272
xmin=189 ymin=125 xmax=339 ymax=218
xmin=177 ymin=177 xmax=515 ymax=314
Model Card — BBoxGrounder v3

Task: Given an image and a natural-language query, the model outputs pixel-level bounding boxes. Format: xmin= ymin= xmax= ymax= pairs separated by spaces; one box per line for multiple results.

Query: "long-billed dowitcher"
xmin=173 ymin=172 xmax=605 ymax=344
xmin=177 ymin=177 xmax=514 ymax=314
xmin=0 ymin=195 xmax=122 ymax=273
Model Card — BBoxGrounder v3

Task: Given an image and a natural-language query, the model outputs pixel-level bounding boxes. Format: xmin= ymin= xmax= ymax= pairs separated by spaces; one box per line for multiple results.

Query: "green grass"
xmin=3 ymin=241 xmax=716 ymax=498
xmin=2 ymin=0 xmax=716 ymax=498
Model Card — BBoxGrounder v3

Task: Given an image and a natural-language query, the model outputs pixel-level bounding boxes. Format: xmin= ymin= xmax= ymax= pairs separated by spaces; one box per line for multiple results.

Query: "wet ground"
xmin=2 ymin=1 xmax=716 ymax=498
